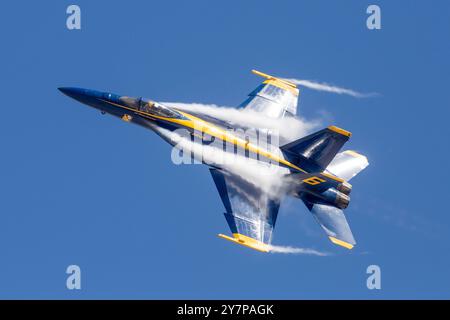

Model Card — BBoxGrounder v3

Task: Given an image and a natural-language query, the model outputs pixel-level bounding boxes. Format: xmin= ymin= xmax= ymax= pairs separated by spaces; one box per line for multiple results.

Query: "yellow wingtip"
xmin=329 ymin=236 xmax=354 ymax=249
xmin=251 ymin=69 xmax=271 ymax=79
xmin=218 ymin=233 xmax=270 ymax=253
xmin=251 ymin=69 xmax=297 ymax=89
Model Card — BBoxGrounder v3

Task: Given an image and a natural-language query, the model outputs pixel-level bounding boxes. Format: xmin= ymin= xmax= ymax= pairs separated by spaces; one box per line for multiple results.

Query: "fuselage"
xmin=59 ymin=88 xmax=307 ymax=172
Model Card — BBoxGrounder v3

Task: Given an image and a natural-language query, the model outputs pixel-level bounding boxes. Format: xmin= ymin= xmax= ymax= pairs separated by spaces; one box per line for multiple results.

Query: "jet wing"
xmin=303 ymin=200 xmax=356 ymax=249
xmin=210 ymin=168 xmax=281 ymax=252
xmin=239 ymin=70 xmax=299 ymax=119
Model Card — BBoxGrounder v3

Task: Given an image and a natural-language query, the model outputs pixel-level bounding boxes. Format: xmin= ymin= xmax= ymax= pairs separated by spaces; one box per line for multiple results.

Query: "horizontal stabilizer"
xmin=326 ymin=150 xmax=369 ymax=181
xmin=303 ymin=200 xmax=356 ymax=249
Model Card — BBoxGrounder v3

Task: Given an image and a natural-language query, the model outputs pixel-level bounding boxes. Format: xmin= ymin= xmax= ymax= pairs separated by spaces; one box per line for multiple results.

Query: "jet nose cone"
xmin=58 ymin=87 xmax=70 ymax=94
xmin=58 ymin=87 xmax=85 ymax=99
xmin=58 ymin=87 xmax=100 ymax=106
xmin=59 ymin=87 xmax=123 ymax=113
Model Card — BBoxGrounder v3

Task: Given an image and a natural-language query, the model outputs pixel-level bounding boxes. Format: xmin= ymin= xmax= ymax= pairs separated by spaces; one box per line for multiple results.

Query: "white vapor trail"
xmin=163 ymin=102 xmax=320 ymax=142
xmin=283 ymin=78 xmax=377 ymax=98
xmin=269 ymin=245 xmax=330 ymax=256
xmin=155 ymin=126 xmax=289 ymax=200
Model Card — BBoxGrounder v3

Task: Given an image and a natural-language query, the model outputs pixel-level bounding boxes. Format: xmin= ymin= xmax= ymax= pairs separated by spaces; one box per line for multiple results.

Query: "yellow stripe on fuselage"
xmin=100 ymin=98 xmax=307 ymax=173
xmin=100 ymin=98 xmax=349 ymax=182
xmin=321 ymin=172 xmax=345 ymax=183
xmin=176 ymin=112 xmax=307 ymax=173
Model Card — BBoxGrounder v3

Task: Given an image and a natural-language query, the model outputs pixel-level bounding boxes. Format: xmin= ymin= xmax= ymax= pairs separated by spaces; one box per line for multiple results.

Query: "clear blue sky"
xmin=1 ymin=0 xmax=449 ymax=299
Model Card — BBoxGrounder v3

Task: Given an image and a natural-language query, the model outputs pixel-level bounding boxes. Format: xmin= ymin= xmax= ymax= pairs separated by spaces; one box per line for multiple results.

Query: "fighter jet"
xmin=59 ymin=70 xmax=368 ymax=253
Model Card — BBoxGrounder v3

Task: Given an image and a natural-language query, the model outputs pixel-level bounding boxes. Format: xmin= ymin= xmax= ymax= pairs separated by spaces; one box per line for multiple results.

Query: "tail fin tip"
xmin=328 ymin=125 xmax=352 ymax=137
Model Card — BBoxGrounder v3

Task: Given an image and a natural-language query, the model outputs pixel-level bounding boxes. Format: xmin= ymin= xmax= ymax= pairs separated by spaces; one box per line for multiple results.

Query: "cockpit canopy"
xmin=118 ymin=96 xmax=186 ymax=119
xmin=139 ymin=100 xmax=185 ymax=119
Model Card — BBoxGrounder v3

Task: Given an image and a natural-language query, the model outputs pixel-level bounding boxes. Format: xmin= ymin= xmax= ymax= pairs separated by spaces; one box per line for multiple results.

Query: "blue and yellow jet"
xmin=59 ymin=70 xmax=368 ymax=253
